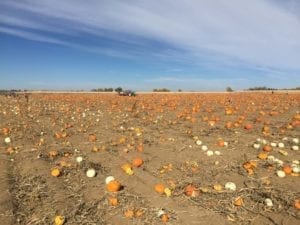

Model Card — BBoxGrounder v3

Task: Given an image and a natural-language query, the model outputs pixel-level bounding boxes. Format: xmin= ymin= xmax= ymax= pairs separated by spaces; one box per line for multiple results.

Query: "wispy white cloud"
xmin=0 ymin=26 xmax=136 ymax=59
xmin=0 ymin=14 xmax=69 ymax=34
xmin=0 ymin=0 xmax=300 ymax=75
xmin=0 ymin=26 xmax=65 ymax=44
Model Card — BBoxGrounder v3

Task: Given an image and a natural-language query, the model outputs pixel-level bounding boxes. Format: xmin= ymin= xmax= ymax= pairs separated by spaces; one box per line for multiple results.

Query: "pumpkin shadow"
xmin=119 ymin=185 xmax=125 ymax=191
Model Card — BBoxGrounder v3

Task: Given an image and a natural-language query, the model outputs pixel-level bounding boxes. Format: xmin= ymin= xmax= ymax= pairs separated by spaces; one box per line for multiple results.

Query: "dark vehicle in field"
xmin=118 ymin=90 xmax=136 ymax=96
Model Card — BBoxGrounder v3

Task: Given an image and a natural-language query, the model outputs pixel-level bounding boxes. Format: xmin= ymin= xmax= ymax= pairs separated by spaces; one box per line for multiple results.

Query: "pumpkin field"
xmin=0 ymin=92 xmax=299 ymax=225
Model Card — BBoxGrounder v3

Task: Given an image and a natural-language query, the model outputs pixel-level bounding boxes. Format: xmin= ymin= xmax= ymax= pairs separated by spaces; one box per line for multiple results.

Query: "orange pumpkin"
xmin=283 ymin=165 xmax=292 ymax=175
xmin=225 ymin=121 xmax=233 ymax=129
xmin=161 ymin=214 xmax=169 ymax=223
xmin=132 ymin=157 xmax=143 ymax=167
xmin=263 ymin=145 xmax=272 ymax=152
xmin=294 ymin=199 xmax=300 ymax=210
xmin=2 ymin=127 xmax=9 ymax=135
xmin=217 ymin=140 xmax=225 ymax=147
xmin=55 ymin=132 xmax=62 ymax=139
xmin=154 ymin=184 xmax=165 ymax=194
xmin=294 ymin=114 xmax=300 ymax=120
xmin=244 ymin=124 xmax=253 ymax=130
xmin=106 ymin=180 xmax=121 ymax=192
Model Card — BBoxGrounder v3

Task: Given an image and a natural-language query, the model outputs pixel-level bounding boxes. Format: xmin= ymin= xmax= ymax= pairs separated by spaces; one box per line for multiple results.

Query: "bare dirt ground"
xmin=0 ymin=92 xmax=299 ymax=225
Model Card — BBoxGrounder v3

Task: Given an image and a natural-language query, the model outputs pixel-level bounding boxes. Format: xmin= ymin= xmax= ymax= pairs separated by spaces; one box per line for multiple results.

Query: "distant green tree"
xmin=115 ymin=87 xmax=123 ymax=93
xmin=226 ymin=87 xmax=234 ymax=92
xmin=178 ymin=89 xmax=182 ymax=92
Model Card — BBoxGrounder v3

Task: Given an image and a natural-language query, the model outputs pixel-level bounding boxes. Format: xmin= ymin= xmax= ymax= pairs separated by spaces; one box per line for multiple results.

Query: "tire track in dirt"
xmin=0 ymin=152 xmax=14 ymax=225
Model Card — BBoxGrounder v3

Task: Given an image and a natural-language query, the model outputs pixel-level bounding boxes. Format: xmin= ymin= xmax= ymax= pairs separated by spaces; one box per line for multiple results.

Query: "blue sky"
xmin=0 ymin=0 xmax=299 ymax=91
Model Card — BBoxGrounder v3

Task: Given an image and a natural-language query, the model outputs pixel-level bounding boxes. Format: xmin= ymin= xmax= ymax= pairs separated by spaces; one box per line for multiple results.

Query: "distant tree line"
xmin=91 ymin=87 xmax=126 ymax=92
xmin=282 ymin=87 xmax=300 ymax=90
xmin=0 ymin=89 xmax=22 ymax=93
xmin=153 ymin=88 xmax=170 ymax=92
xmin=247 ymin=86 xmax=300 ymax=91
xmin=0 ymin=89 xmax=23 ymax=96
xmin=247 ymin=86 xmax=276 ymax=91
xmin=91 ymin=88 xmax=114 ymax=92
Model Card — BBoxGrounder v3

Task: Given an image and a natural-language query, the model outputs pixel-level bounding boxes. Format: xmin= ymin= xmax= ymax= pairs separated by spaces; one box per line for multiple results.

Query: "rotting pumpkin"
xmin=185 ymin=184 xmax=200 ymax=197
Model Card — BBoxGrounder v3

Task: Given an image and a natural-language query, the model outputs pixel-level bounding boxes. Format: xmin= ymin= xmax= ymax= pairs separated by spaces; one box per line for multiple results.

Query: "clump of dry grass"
xmin=173 ymin=177 xmax=300 ymax=224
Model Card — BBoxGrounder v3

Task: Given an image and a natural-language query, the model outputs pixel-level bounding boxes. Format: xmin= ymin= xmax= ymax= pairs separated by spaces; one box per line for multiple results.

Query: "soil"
xmin=0 ymin=92 xmax=299 ymax=225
